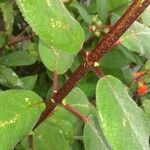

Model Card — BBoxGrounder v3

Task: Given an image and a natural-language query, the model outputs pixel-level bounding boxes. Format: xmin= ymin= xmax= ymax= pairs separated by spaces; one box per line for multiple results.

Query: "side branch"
xmin=34 ymin=0 xmax=150 ymax=129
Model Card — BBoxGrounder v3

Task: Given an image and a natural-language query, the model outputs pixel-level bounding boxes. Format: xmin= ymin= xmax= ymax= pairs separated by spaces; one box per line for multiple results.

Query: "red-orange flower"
xmin=138 ymin=83 xmax=148 ymax=96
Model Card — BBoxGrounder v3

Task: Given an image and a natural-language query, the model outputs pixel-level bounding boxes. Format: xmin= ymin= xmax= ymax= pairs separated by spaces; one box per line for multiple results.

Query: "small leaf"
xmin=142 ymin=59 xmax=150 ymax=72
xmin=0 ymin=90 xmax=45 ymax=149
xmin=17 ymin=0 xmax=85 ymax=53
xmin=96 ymin=75 xmax=149 ymax=150
xmin=71 ymin=1 xmax=92 ymax=24
xmin=142 ymin=99 xmax=150 ymax=134
xmin=0 ymin=32 xmax=6 ymax=48
xmin=79 ymin=72 xmax=98 ymax=98
xmin=121 ymin=21 xmax=150 ymax=58
xmin=0 ymin=65 xmax=23 ymax=88
xmin=34 ymin=72 xmax=50 ymax=99
xmin=108 ymin=0 xmax=131 ymax=12
xmin=0 ymin=2 xmax=14 ymax=33
xmin=95 ymin=0 xmax=108 ymax=23
xmin=141 ymin=6 xmax=150 ymax=26
xmin=142 ymin=99 xmax=150 ymax=115
xmin=83 ymin=115 xmax=111 ymax=150
xmin=39 ymin=41 xmax=75 ymax=74
xmin=99 ymin=48 xmax=135 ymax=83
xmin=21 ymin=75 xmax=37 ymax=90
xmin=0 ymin=50 xmax=37 ymax=67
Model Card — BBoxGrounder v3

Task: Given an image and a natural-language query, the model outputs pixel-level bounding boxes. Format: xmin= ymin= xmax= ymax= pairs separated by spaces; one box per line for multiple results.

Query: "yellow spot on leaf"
xmin=38 ymin=135 xmax=42 ymax=139
xmin=123 ymin=118 xmax=127 ymax=127
xmin=0 ymin=114 xmax=19 ymax=128
xmin=50 ymin=19 xmax=69 ymax=29
xmin=47 ymin=0 xmax=51 ymax=6
xmin=25 ymin=97 xmax=31 ymax=105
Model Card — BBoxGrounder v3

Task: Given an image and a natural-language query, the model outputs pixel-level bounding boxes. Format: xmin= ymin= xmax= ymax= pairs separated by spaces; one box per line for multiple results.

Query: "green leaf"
xmin=0 ymin=2 xmax=14 ymax=33
xmin=21 ymin=75 xmax=37 ymax=90
xmin=0 ymin=90 xmax=45 ymax=149
xmin=141 ymin=6 xmax=150 ymax=26
xmin=34 ymin=72 xmax=50 ymax=99
xmin=0 ymin=50 xmax=37 ymax=67
xmin=95 ymin=0 xmax=108 ymax=23
xmin=142 ymin=99 xmax=150 ymax=115
xmin=142 ymin=59 xmax=150 ymax=72
xmin=142 ymin=99 xmax=150 ymax=134
xmin=17 ymin=0 xmax=85 ymax=53
xmin=99 ymin=47 xmax=135 ymax=83
xmin=0 ymin=32 xmax=6 ymax=48
xmin=79 ymin=72 xmax=98 ymax=98
xmin=33 ymin=120 xmax=71 ymax=150
xmin=96 ymin=75 xmax=149 ymax=150
xmin=39 ymin=41 xmax=75 ymax=74
xmin=108 ymin=0 xmax=131 ymax=12
xmin=142 ymin=59 xmax=150 ymax=83
xmin=49 ymin=87 xmax=95 ymax=145
xmin=100 ymin=48 xmax=136 ymax=69
xmin=121 ymin=21 xmax=150 ymax=58
xmin=0 ymin=65 xmax=23 ymax=88
xmin=83 ymin=115 xmax=110 ymax=150
xmin=71 ymin=1 xmax=92 ymax=24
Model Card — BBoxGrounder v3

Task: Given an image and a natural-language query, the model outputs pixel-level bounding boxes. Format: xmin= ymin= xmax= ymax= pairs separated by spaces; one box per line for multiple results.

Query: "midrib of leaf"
xmin=100 ymin=79 xmax=146 ymax=149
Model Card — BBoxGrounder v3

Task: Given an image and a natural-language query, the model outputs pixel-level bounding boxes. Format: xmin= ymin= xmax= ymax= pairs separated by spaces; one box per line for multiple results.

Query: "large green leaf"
xmin=96 ymin=75 xmax=149 ymax=150
xmin=0 ymin=50 xmax=37 ymax=66
xmin=39 ymin=41 xmax=75 ymax=74
xmin=121 ymin=21 xmax=150 ymax=58
xmin=0 ymin=90 xmax=45 ymax=149
xmin=0 ymin=65 xmax=23 ymax=88
xmin=83 ymin=115 xmax=110 ymax=150
xmin=17 ymin=0 xmax=84 ymax=53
